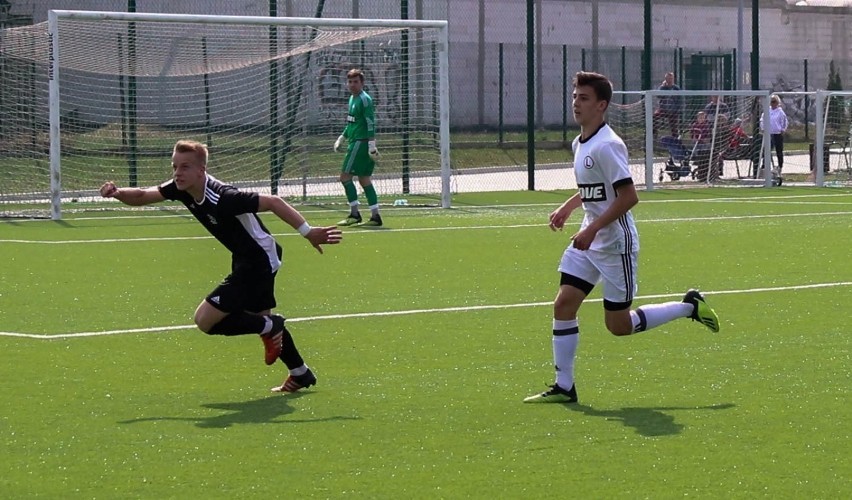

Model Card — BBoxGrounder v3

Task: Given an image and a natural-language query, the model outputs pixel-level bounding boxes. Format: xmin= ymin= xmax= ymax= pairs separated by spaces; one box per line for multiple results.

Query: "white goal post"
xmin=40 ymin=10 xmax=451 ymax=219
xmin=814 ymin=90 xmax=852 ymax=186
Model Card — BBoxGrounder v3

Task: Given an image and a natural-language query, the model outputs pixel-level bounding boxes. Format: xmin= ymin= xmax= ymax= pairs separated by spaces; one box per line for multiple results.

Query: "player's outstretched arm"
xmin=257 ymin=195 xmax=342 ymax=254
xmin=99 ymin=181 xmax=165 ymax=206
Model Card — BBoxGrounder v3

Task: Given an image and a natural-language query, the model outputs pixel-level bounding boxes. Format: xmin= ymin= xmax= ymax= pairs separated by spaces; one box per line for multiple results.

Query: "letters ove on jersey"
xmin=577 ymin=182 xmax=606 ymax=202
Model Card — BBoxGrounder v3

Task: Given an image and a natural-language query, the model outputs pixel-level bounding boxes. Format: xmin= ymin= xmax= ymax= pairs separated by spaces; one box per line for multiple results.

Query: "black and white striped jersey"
xmin=159 ymin=175 xmax=282 ymax=272
xmin=571 ymin=123 xmax=640 ymax=254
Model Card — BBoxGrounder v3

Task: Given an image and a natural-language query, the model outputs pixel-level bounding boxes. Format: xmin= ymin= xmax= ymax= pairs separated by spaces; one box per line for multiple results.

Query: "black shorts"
xmin=206 ymin=265 xmax=278 ymax=314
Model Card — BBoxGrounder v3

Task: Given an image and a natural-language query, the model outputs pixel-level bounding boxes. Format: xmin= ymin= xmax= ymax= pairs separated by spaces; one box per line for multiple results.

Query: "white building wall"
xmin=7 ymin=0 xmax=850 ymax=127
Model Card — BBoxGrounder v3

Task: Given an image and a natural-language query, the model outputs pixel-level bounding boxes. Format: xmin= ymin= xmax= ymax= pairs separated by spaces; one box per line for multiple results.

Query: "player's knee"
xmin=553 ymin=302 xmax=579 ymax=321
xmin=195 ymin=320 xmax=214 ymax=335
xmin=193 ymin=311 xmax=215 ymax=334
xmin=606 ymin=323 xmax=633 ymax=336
xmin=604 ymin=310 xmax=634 ymax=336
xmin=553 ymin=292 xmax=580 ymax=315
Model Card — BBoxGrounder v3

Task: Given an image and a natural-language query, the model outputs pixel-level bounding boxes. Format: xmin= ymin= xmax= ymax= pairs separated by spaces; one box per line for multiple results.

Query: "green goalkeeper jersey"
xmin=343 ymin=91 xmax=375 ymax=141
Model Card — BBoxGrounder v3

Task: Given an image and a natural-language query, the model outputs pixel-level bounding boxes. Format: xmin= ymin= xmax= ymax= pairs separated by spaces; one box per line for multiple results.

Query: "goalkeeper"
xmin=334 ymin=68 xmax=382 ymax=227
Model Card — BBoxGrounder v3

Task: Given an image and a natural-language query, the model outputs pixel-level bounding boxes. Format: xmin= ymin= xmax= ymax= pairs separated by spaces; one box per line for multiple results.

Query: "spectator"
xmin=760 ymin=94 xmax=789 ymax=172
xmin=725 ymin=118 xmax=760 ymax=179
xmin=654 ymin=72 xmax=682 ymax=137
xmin=729 ymin=118 xmax=749 ymax=150
xmin=704 ymin=95 xmax=730 ymax=119
xmin=690 ymin=111 xmax=710 ymax=144
xmin=695 ymin=114 xmax=731 ymax=182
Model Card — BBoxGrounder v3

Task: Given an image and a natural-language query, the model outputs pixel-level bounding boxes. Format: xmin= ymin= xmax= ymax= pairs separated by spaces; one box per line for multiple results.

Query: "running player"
xmin=100 ymin=140 xmax=342 ymax=392
xmin=524 ymin=72 xmax=719 ymax=404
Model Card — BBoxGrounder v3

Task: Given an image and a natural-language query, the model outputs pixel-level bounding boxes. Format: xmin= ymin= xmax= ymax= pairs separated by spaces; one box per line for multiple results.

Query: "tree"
xmin=826 ymin=60 xmax=845 ymax=131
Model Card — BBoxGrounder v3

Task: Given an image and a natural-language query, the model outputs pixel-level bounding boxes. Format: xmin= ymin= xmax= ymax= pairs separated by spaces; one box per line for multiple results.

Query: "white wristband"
xmin=297 ymin=222 xmax=312 ymax=237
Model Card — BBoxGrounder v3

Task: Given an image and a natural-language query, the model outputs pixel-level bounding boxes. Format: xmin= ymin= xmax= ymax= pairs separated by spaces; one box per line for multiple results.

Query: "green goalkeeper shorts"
xmin=341 ymin=140 xmax=375 ymax=177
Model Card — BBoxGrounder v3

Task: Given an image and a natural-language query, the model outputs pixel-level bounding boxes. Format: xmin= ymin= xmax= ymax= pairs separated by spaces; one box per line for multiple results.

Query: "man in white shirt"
xmin=524 ymin=72 xmax=720 ymax=404
xmin=760 ymin=94 xmax=789 ymax=172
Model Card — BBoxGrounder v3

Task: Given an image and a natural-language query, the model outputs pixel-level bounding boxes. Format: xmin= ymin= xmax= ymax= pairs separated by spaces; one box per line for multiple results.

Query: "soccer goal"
xmin=608 ymin=90 xmax=775 ymax=189
xmin=814 ymin=90 xmax=852 ymax=184
xmin=0 ymin=10 xmax=450 ymax=219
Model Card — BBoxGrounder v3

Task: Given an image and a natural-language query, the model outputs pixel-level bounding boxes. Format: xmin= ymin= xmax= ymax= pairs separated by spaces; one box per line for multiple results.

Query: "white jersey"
xmin=571 ymin=123 xmax=639 ymax=254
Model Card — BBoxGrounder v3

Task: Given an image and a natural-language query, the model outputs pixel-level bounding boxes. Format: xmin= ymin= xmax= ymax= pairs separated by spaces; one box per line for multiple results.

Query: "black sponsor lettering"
xmin=48 ymin=32 xmax=54 ymax=81
xmin=578 ymin=183 xmax=606 ymax=202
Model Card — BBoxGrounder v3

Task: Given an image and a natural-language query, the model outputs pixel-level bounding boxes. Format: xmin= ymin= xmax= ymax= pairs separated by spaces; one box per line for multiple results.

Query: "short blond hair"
xmin=172 ymin=140 xmax=208 ymax=166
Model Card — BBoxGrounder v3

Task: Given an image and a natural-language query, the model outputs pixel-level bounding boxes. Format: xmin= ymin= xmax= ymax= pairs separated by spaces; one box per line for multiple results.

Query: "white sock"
xmin=369 ymin=204 xmax=379 ymax=217
xmin=260 ymin=317 xmax=273 ymax=335
xmin=630 ymin=302 xmax=693 ymax=332
xmin=552 ymin=319 xmax=579 ymax=390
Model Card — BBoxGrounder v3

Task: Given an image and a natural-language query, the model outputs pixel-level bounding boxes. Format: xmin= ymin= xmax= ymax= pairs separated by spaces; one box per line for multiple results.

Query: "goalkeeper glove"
xmin=334 ymin=135 xmax=345 ymax=153
xmin=368 ymin=140 xmax=379 ymax=162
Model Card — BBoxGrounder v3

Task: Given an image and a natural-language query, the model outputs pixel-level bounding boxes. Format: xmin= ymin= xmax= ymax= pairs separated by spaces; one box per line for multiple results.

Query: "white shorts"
xmin=558 ymin=246 xmax=638 ymax=308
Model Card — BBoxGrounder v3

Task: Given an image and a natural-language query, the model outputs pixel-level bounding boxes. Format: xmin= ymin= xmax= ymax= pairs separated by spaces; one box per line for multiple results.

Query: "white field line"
xmin=3 ymin=281 xmax=852 ymax=340
xmin=2 ymin=210 xmax=851 ymax=245
xmin=3 ymin=192 xmax=852 ymax=224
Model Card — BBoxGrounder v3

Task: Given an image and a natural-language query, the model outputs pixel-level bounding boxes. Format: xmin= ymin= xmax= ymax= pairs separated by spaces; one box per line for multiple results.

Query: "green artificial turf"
xmin=1 ymin=187 xmax=850 ymax=498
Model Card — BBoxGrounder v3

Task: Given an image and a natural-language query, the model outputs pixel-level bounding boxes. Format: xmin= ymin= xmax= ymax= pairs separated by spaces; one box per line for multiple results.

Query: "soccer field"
xmin=1 ymin=187 xmax=850 ymax=498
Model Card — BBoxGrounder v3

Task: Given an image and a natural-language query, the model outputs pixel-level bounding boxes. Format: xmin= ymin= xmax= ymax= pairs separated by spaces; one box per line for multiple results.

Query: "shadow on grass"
xmin=118 ymin=393 xmax=359 ymax=429
xmin=566 ymin=403 xmax=735 ymax=437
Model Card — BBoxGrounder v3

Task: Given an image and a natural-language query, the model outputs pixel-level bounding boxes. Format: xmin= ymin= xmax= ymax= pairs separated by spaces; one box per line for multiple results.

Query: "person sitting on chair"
xmin=690 ymin=111 xmax=710 ymax=145
xmin=723 ymin=118 xmax=757 ymax=179
xmin=730 ymin=118 xmax=749 ymax=149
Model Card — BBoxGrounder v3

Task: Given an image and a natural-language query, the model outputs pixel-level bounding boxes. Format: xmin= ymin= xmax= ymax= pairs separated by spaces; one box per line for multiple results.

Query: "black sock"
xmin=278 ymin=326 xmax=305 ymax=370
xmin=207 ymin=312 xmax=266 ymax=336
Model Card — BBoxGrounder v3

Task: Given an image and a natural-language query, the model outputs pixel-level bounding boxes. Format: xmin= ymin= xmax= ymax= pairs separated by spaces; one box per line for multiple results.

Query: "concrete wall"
xmin=447 ymin=0 xmax=851 ymax=126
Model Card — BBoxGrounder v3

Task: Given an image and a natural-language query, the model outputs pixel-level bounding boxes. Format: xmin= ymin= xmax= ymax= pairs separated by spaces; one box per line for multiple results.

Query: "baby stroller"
xmin=658 ymin=135 xmax=695 ymax=181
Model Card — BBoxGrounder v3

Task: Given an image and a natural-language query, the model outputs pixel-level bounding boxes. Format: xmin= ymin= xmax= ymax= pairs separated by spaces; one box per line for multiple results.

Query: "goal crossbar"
xmin=51 ymin=10 xmax=449 ymax=30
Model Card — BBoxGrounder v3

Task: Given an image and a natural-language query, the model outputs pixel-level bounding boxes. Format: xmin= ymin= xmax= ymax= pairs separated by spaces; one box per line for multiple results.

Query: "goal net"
xmin=0 ymin=10 xmax=450 ymax=219
xmin=608 ymin=90 xmax=774 ymax=189
xmin=814 ymin=91 xmax=852 ymax=184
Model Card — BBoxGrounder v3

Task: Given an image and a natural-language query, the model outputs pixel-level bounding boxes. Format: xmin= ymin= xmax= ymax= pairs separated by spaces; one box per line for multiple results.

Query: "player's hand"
xmin=368 ymin=140 xmax=379 ymax=162
xmin=570 ymin=227 xmax=597 ymax=251
xmin=548 ymin=206 xmax=572 ymax=231
xmin=305 ymin=225 xmax=343 ymax=254
xmin=334 ymin=135 xmax=345 ymax=153
xmin=100 ymin=181 xmax=119 ymax=198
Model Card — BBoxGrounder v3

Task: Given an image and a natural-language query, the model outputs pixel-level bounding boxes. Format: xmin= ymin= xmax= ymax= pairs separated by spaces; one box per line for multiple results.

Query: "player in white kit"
xmin=524 ymin=72 xmax=720 ymax=404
